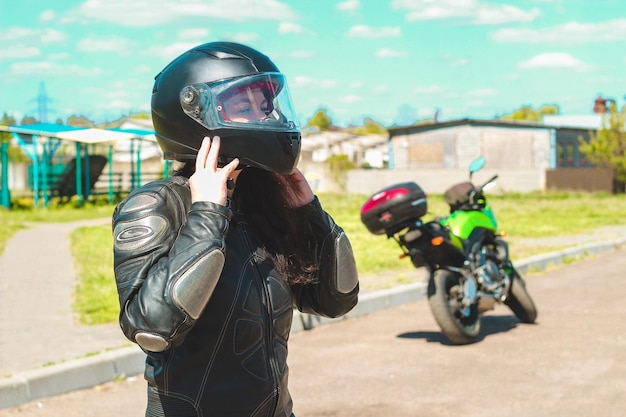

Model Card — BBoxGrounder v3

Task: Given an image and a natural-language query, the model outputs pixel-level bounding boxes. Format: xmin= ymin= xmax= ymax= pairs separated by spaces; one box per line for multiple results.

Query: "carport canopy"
xmin=0 ymin=122 xmax=157 ymax=208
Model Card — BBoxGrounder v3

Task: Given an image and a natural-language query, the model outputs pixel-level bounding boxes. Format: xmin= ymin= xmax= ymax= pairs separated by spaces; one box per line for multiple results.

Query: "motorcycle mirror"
xmin=469 ymin=156 xmax=486 ymax=181
xmin=469 ymin=156 xmax=486 ymax=175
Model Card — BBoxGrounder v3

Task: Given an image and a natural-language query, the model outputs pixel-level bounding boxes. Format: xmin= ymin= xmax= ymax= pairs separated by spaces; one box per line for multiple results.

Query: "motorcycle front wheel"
xmin=504 ymin=274 xmax=538 ymax=323
xmin=428 ymin=270 xmax=481 ymax=344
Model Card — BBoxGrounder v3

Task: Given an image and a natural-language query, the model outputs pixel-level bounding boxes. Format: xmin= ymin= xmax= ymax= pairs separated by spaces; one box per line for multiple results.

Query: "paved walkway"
xmin=0 ymin=219 xmax=129 ymax=376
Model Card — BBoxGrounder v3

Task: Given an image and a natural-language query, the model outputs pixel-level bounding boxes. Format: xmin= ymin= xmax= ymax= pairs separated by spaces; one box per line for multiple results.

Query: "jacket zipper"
xmin=239 ymin=222 xmax=281 ymax=415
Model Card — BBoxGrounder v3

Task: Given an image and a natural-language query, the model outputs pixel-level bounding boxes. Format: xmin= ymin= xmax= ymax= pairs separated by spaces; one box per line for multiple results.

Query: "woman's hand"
xmin=190 ymin=136 xmax=239 ymax=205
xmin=281 ymin=169 xmax=315 ymax=208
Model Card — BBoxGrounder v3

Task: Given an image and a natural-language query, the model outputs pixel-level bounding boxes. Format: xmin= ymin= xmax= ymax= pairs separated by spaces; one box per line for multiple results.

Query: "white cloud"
xmin=316 ymin=79 xmax=339 ymax=89
xmin=278 ymin=22 xmax=304 ymax=34
xmin=503 ymin=73 xmax=521 ymax=81
xmin=0 ymin=46 xmax=41 ymax=60
xmin=518 ymin=52 xmax=585 ymax=69
xmin=289 ymin=50 xmax=316 ymax=59
xmin=465 ymin=88 xmax=497 ymax=97
xmin=492 ymin=18 xmax=626 ymax=43
xmin=135 ymin=65 xmax=153 ymax=74
xmin=0 ymin=27 xmax=34 ymax=41
xmin=375 ymin=48 xmax=408 ymax=58
xmin=39 ymin=10 xmax=56 ymax=22
xmin=392 ymin=0 xmax=541 ymax=25
xmin=76 ymin=36 xmax=133 ymax=53
xmin=67 ymin=0 xmax=297 ymax=27
xmin=373 ymin=85 xmax=389 ymax=94
xmin=442 ymin=53 xmax=469 ymax=66
xmin=49 ymin=52 xmax=70 ymax=60
xmin=0 ymin=27 xmax=67 ymax=44
xmin=451 ymin=57 xmax=469 ymax=66
xmin=347 ymin=25 xmax=401 ymax=38
xmin=473 ymin=4 xmax=540 ymax=25
xmin=178 ymin=28 xmax=211 ymax=41
xmin=415 ymin=85 xmax=444 ymax=94
xmin=336 ymin=0 xmax=361 ymax=13
xmin=7 ymin=61 xmax=111 ymax=77
xmin=225 ymin=32 xmax=260 ymax=44
xmin=41 ymin=29 xmax=68 ymax=44
xmin=143 ymin=42 xmax=198 ymax=60
xmin=341 ymin=95 xmax=361 ymax=104
xmin=107 ymin=99 xmax=134 ymax=110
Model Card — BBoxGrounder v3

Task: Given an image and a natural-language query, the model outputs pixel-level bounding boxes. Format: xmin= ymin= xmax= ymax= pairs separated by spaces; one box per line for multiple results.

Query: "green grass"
xmin=0 ymin=202 xmax=116 ymax=254
xmin=71 ymin=226 xmax=119 ymax=325
xmin=2 ymin=191 xmax=625 ymax=325
xmin=487 ymin=191 xmax=626 ymax=237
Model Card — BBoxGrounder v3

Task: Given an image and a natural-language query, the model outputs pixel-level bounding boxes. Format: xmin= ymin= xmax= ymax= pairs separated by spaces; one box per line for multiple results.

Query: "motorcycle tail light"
xmin=360 ymin=187 xmax=409 ymax=214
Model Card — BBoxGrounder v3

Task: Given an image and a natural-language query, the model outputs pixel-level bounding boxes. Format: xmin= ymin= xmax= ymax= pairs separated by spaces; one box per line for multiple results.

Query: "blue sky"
xmin=1 ymin=0 xmax=625 ymax=127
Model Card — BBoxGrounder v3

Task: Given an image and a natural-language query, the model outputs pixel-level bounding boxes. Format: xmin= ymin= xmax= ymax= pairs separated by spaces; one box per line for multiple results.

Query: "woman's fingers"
xmin=206 ymin=136 xmax=221 ymax=171
xmin=190 ymin=136 xmax=239 ymax=205
xmin=196 ymin=137 xmax=211 ymax=171
xmin=195 ymin=136 xmax=221 ymax=171
xmin=221 ymin=157 xmax=240 ymax=178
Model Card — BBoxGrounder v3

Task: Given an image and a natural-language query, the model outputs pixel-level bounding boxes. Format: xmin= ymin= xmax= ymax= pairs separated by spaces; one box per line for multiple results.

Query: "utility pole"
xmin=37 ymin=81 xmax=49 ymax=123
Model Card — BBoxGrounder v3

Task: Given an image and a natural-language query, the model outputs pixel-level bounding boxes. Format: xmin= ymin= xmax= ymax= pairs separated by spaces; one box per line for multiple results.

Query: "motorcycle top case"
xmin=360 ymin=182 xmax=427 ymax=235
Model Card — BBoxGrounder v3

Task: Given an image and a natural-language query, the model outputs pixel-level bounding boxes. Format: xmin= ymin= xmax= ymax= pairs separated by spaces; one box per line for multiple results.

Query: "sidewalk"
xmin=0 ymin=219 xmax=129 ymax=376
xmin=1 ymin=219 xmax=625 ymax=409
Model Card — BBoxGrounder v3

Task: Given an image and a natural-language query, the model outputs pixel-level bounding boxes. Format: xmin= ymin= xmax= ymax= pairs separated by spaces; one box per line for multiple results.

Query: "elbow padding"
xmin=173 ymin=250 xmax=225 ymax=319
xmin=334 ymin=232 xmax=359 ymax=294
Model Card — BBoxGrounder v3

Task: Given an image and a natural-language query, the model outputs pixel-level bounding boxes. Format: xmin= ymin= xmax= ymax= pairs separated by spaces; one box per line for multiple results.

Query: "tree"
xmin=20 ymin=116 xmax=37 ymax=125
xmin=307 ymin=108 xmax=332 ymax=131
xmin=500 ymin=104 xmax=559 ymax=122
xmin=326 ymin=154 xmax=355 ymax=192
xmin=354 ymin=117 xmax=387 ymax=135
xmin=67 ymin=115 xmax=94 ymax=127
xmin=129 ymin=111 xmax=151 ymax=120
xmin=1 ymin=113 xmax=16 ymax=143
xmin=579 ymin=102 xmax=626 ymax=193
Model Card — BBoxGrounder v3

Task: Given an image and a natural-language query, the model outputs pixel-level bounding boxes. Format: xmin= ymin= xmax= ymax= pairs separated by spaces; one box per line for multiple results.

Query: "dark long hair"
xmin=174 ymin=164 xmax=317 ymax=285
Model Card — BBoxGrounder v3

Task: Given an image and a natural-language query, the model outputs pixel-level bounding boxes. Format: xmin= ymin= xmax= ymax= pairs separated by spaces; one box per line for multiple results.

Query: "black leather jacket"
xmin=112 ymin=175 xmax=359 ymax=417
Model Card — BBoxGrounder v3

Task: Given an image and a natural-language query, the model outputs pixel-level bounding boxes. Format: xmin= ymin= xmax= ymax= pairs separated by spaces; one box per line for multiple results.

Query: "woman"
xmin=112 ymin=41 xmax=359 ymax=417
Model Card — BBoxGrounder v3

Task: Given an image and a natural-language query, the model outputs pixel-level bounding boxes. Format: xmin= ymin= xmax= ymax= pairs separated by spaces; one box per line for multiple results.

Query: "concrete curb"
xmin=514 ymin=237 xmax=625 ymax=274
xmin=1 ymin=237 xmax=624 ymax=409
xmin=0 ymin=347 xmax=145 ymax=409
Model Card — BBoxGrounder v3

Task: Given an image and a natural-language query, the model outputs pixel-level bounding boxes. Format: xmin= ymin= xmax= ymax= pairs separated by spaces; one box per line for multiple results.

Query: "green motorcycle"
xmin=360 ymin=157 xmax=537 ymax=344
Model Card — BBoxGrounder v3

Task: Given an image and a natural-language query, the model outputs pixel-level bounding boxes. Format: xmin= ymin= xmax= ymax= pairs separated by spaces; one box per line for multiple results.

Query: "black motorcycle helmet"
xmin=151 ymin=42 xmax=301 ymax=175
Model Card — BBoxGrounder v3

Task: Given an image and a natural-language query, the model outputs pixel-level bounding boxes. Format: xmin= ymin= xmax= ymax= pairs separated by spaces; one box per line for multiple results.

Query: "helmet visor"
xmin=180 ymin=73 xmax=299 ymax=132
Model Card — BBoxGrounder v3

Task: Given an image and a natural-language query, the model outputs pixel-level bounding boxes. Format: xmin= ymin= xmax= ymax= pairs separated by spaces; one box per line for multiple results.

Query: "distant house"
xmin=300 ymin=129 xmax=388 ymax=168
xmin=297 ymin=129 xmax=388 ymax=192
xmin=347 ymin=115 xmax=613 ymax=195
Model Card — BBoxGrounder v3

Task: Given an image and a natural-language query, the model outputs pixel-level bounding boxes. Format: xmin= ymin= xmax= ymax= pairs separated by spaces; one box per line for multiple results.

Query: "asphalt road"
xmin=3 ymin=250 xmax=625 ymax=417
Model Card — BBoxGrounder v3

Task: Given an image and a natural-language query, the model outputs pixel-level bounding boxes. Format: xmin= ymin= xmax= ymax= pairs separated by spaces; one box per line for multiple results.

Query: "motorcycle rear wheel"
xmin=505 ymin=274 xmax=538 ymax=323
xmin=428 ymin=270 xmax=481 ymax=344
